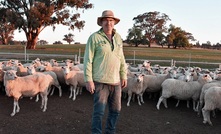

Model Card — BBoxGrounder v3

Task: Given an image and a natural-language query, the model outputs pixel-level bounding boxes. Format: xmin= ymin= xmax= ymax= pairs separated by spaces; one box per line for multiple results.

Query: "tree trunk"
xmin=1 ymin=34 xmax=8 ymax=45
xmin=26 ymin=32 xmax=39 ymax=49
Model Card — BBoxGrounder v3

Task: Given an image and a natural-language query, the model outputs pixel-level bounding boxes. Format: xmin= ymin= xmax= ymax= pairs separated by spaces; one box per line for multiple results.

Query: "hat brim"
xmin=97 ymin=17 xmax=120 ymax=26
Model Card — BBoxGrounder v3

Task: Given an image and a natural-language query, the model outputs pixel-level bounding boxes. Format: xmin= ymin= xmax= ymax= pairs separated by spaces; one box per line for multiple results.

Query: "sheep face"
xmin=184 ymin=71 xmax=193 ymax=82
xmin=4 ymin=70 xmax=18 ymax=80
xmin=202 ymin=74 xmax=212 ymax=83
xmin=62 ymin=66 xmax=71 ymax=75
xmin=134 ymin=73 xmax=144 ymax=83
xmin=142 ymin=60 xmax=151 ymax=68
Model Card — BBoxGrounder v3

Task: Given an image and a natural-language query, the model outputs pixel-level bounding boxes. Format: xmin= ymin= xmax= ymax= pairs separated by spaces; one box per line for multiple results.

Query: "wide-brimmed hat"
xmin=97 ymin=10 xmax=120 ymax=26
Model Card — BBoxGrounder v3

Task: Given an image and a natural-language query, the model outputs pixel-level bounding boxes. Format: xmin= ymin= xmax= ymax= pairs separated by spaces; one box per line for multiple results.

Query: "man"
xmin=83 ymin=10 xmax=127 ymax=134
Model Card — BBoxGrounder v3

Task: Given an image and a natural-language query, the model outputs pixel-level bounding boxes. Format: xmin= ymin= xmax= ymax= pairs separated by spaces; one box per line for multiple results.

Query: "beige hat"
xmin=97 ymin=10 xmax=120 ymax=26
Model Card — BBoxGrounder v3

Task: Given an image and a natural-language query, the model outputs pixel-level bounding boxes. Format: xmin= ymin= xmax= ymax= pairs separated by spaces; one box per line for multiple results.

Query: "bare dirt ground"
xmin=0 ymin=87 xmax=221 ymax=134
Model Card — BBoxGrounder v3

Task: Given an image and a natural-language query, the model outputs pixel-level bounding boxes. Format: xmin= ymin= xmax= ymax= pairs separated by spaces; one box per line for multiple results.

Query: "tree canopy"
xmin=0 ymin=8 xmax=14 ymax=45
xmin=0 ymin=0 xmax=93 ymax=49
xmin=166 ymin=24 xmax=195 ymax=48
xmin=133 ymin=11 xmax=171 ymax=47
xmin=63 ymin=33 xmax=74 ymax=44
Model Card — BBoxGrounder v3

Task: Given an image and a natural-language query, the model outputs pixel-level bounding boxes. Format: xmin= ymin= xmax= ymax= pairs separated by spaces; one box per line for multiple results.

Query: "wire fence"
xmin=0 ymin=52 xmax=220 ymax=70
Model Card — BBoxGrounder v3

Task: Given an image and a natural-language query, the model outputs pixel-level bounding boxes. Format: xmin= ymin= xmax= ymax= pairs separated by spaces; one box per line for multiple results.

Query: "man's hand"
xmin=86 ymin=81 xmax=95 ymax=94
xmin=121 ymin=79 xmax=127 ymax=89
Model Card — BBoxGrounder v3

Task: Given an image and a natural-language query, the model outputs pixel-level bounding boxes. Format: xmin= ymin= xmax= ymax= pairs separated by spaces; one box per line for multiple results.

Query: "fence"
xmin=0 ymin=52 xmax=220 ymax=70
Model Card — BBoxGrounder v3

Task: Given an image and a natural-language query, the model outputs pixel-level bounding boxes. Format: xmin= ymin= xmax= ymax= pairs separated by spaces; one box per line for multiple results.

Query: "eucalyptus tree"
xmin=166 ymin=24 xmax=195 ymax=48
xmin=133 ymin=11 xmax=170 ymax=47
xmin=126 ymin=26 xmax=144 ymax=47
xmin=0 ymin=0 xmax=92 ymax=49
xmin=0 ymin=8 xmax=15 ymax=45
xmin=63 ymin=33 xmax=74 ymax=44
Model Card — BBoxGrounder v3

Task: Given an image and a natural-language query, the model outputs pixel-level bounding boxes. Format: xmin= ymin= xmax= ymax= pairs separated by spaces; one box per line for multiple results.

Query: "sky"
xmin=13 ymin=0 xmax=221 ymax=45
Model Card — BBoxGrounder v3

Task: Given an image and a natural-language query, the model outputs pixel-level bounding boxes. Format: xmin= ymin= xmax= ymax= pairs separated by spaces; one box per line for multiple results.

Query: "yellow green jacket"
xmin=83 ymin=28 xmax=127 ymax=84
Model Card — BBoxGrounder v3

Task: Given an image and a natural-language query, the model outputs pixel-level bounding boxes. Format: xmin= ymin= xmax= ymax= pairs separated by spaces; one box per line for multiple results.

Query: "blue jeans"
xmin=91 ymin=82 xmax=122 ymax=134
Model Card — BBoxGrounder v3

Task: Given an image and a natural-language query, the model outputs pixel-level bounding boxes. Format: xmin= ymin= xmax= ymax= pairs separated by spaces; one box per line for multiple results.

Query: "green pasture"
xmin=0 ymin=44 xmax=220 ymax=69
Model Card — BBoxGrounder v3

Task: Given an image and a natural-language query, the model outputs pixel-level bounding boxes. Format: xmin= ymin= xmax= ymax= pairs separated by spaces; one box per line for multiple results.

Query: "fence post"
xmin=79 ymin=48 xmax=81 ymax=63
xmin=133 ymin=51 xmax=136 ymax=65
xmin=188 ymin=53 xmax=191 ymax=67
xmin=171 ymin=59 xmax=173 ymax=67
xmin=24 ymin=45 xmax=27 ymax=62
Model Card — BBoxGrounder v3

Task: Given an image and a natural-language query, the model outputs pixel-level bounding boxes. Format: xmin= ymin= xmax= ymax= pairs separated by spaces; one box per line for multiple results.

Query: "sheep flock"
xmin=0 ymin=58 xmax=221 ymax=126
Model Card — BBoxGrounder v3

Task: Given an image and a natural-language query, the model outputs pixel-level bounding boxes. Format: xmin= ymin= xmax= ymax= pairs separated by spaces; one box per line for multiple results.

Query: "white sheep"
xmin=156 ymin=74 xmax=212 ymax=111
xmin=16 ymin=63 xmax=29 ymax=76
xmin=27 ymin=65 xmax=62 ymax=97
xmin=36 ymin=62 xmax=66 ymax=86
xmin=202 ymin=86 xmax=221 ymax=126
xmin=141 ymin=69 xmax=178 ymax=100
xmin=4 ymin=70 xmax=52 ymax=116
xmin=61 ymin=66 xmax=85 ymax=101
xmin=126 ymin=63 xmax=141 ymax=72
xmin=176 ymin=69 xmax=194 ymax=108
xmin=198 ymin=80 xmax=221 ymax=116
xmin=122 ymin=73 xmax=145 ymax=106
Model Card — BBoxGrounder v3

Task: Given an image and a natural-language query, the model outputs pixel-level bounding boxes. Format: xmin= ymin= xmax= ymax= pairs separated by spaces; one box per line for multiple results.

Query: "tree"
xmin=63 ymin=33 xmax=74 ymax=44
xmin=166 ymin=24 xmax=195 ymax=49
xmin=0 ymin=0 xmax=93 ymax=49
xmin=133 ymin=11 xmax=170 ymax=47
xmin=126 ymin=26 xmax=146 ymax=47
xmin=155 ymin=31 xmax=166 ymax=47
xmin=0 ymin=8 xmax=15 ymax=45
xmin=37 ymin=40 xmax=48 ymax=45
xmin=53 ymin=41 xmax=63 ymax=45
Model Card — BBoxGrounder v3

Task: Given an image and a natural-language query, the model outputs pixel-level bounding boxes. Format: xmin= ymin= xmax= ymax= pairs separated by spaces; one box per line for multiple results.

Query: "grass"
xmin=0 ymin=44 xmax=220 ymax=69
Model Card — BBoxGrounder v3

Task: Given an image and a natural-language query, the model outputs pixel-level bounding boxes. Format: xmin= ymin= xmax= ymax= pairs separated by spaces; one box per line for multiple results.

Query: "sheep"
xmin=16 ymin=63 xmax=29 ymax=76
xmin=61 ymin=66 xmax=85 ymax=101
xmin=198 ymin=81 xmax=221 ymax=116
xmin=37 ymin=62 xmax=66 ymax=86
xmin=141 ymin=69 xmax=178 ymax=100
xmin=156 ymin=74 xmax=212 ymax=111
xmin=4 ymin=70 xmax=52 ymax=116
xmin=175 ymin=70 xmax=194 ymax=108
xmin=126 ymin=63 xmax=141 ymax=72
xmin=202 ymin=86 xmax=221 ymax=126
xmin=122 ymin=73 xmax=145 ymax=106
xmin=27 ymin=65 xmax=62 ymax=97
xmin=140 ymin=60 xmax=156 ymax=75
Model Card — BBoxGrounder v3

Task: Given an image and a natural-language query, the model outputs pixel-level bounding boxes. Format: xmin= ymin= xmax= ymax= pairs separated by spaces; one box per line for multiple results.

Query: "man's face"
xmin=101 ymin=18 xmax=115 ymax=32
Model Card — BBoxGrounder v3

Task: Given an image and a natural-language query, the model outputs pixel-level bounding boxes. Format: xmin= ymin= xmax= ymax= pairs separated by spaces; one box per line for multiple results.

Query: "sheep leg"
xmin=72 ymin=86 xmax=77 ymax=101
xmin=49 ymin=86 xmax=55 ymax=96
xmin=162 ymin=98 xmax=168 ymax=108
xmin=175 ymin=100 xmax=180 ymax=107
xmin=35 ymin=94 xmax=39 ymax=102
xmin=202 ymin=108 xmax=213 ymax=126
xmin=127 ymin=92 xmax=132 ymax=106
xmin=69 ymin=86 xmax=73 ymax=98
xmin=156 ymin=96 xmax=164 ymax=110
xmin=11 ymin=98 xmax=20 ymax=116
xmin=140 ymin=92 xmax=145 ymax=104
xmin=137 ymin=95 xmax=141 ymax=106
xmin=187 ymin=100 xmax=190 ymax=108
xmin=40 ymin=93 xmax=48 ymax=112
xmin=212 ymin=110 xmax=216 ymax=118
xmin=58 ymin=86 xmax=62 ymax=97
xmin=76 ymin=87 xmax=79 ymax=96
xmin=193 ymin=100 xmax=198 ymax=112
